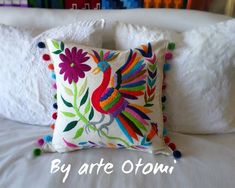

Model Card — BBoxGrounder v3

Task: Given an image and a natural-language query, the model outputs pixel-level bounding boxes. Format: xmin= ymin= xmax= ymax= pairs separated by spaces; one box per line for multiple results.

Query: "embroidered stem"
xmin=100 ymin=131 xmax=130 ymax=147
xmin=73 ymin=82 xmax=89 ymax=124
xmin=144 ymin=53 xmax=157 ymax=107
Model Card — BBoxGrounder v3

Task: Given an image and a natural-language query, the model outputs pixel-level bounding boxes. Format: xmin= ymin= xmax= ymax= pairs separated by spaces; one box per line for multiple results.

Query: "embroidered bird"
xmin=89 ymin=49 xmax=153 ymax=143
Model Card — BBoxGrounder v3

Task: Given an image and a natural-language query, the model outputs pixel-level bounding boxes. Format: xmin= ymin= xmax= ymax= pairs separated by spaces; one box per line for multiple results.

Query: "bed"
xmin=0 ymin=7 xmax=234 ymax=188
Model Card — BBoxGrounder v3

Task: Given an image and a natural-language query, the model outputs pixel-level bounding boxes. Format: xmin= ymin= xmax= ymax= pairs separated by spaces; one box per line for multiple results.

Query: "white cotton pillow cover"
xmin=0 ymin=20 xmax=104 ymax=125
xmin=115 ymin=21 xmax=235 ymax=134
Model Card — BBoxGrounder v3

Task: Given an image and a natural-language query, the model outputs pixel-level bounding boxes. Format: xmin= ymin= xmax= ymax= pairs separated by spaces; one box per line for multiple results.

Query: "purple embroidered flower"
xmin=59 ymin=47 xmax=91 ymax=84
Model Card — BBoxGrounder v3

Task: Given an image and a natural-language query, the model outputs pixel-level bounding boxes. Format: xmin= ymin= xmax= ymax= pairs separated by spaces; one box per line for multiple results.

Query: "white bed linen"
xmin=0 ymin=7 xmax=231 ymax=48
xmin=0 ymin=118 xmax=234 ymax=188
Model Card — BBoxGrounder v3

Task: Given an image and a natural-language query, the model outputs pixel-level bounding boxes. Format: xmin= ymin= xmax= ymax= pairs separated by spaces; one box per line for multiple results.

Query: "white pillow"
xmin=114 ymin=20 xmax=235 ymax=134
xmin=0 ymin=20 xmax=104 ymax=125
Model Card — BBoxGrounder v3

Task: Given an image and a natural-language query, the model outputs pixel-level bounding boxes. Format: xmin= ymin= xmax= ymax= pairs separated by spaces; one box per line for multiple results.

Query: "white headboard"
xmin=0 ymin=7 xmax=231 ymax=47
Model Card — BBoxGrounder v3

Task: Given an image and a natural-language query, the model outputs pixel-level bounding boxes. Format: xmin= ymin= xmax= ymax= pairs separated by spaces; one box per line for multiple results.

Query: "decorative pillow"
xmin=114 ymin=20 xmax=235 ymax=134
xmin=115 ymin=22 xmax=175 ymax=50
xmin=0 ymin=20 xmax=104 ymax=125
xmin=45 ymin=39 xmax=181 ymax=156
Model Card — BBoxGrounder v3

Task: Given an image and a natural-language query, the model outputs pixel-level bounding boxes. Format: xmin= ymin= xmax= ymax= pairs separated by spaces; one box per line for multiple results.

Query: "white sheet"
xmin=1 ymin=118 xmax=234 ymax=188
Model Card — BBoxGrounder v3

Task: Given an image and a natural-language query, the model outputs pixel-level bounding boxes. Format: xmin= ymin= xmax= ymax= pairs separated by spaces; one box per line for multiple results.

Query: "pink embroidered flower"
xmin=59 ymin=47 xmax=91 ymax=84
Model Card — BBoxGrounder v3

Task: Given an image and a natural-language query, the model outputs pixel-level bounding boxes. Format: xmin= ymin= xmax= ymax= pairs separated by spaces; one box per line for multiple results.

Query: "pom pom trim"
xmin=162 ymin=42 xmax=182 ymax=159
xmin=33 ymin=148 xmax=42 ymax=157
xmin=42 ymin=54 xmax=51 ymax=61
xmin=44 ymin=135 xmax=53 ymax=143
xmin=37 ymin=42 xmax=46 ymax=48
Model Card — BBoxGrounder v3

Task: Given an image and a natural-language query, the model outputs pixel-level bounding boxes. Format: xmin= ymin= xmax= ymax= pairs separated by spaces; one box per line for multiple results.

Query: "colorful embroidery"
xmin=59 ymin=47 xmax=91 ymax=84
xmin=36 ymin=39 xmax=182 ymax=159
xmin=89 ymin=49 xmax=153 ymax=144
xmin=136 ymin=43 xmax=158 ymax=107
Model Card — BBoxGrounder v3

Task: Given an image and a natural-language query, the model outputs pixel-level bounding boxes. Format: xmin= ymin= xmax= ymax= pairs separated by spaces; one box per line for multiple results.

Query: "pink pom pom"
xmin=37 ymin=138 xmax=44 ymax=146
xmin=52 ymin=83 xmax=57 ymax=89
xmin=165 ymin=52 xmax=173 ymax=60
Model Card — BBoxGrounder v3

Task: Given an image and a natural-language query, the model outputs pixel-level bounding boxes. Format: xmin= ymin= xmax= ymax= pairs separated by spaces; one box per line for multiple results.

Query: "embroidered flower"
xmin=59 ymin=47 xmax=91 ymax=84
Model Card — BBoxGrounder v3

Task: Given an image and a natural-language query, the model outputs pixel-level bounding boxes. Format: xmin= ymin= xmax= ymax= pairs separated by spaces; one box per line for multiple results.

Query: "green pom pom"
xmin=168 ymin=43 xmax=175 ymax=50
xmin=33 ymin=148 xmax=42 ymax=157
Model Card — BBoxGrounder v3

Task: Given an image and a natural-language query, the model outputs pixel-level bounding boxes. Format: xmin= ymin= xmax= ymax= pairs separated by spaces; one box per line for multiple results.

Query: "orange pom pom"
xmin=50 ymin=124 xmax=55 ymax=130
xmin=48 ymin=64 xmax=54 ymax=70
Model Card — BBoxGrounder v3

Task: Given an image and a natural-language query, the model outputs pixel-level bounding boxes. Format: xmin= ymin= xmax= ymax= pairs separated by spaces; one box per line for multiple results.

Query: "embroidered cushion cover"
xmin=46 ymin=39 xmax=173 ymax=154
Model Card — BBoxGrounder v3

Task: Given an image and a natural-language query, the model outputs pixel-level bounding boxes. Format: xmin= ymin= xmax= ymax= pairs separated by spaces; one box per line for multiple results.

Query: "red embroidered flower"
xmin=59 ymin=47 xmax=91 ymax=84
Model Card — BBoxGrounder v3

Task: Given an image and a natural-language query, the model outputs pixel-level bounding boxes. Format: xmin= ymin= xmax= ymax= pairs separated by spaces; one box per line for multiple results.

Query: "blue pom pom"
xmin=173 ymin=150 xmax=182 ymax=159
xmin=163 ymin=63 xmax=171 ymax=72
xmin=38 ymin=42 xmax=45 ymax=48
xmin=163 ymin=128 xmax=168 ymax=136
xmin=53 ymin=103 xmax=58 ymax=109
xmin=44 ymin=135 xmax=52 ymax=143
xmin=51 ymin=72 xmax=56 ymax=80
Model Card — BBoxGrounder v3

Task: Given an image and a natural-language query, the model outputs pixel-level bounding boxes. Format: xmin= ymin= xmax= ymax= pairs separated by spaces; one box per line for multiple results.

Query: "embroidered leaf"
xmin=79 ymin=142 xmax=88 ymax=145
xmin=89 ymin=141 xmax=97 ymax=145
xmin=61 ymin=96 xmax=73 ymax=107
xmin=78 ymin=78 xmax=87 ymax=97
xmin=80 ymin=89 xmax=89 ymax=107
xmin=60 ymin=41 xmax=65 ymax=51
xmin=149 ymin=87 xmax=156 ymax=96
xmin=147 ymin=85 xmax=156 ymax=96
xmin=148 ymin=95 xmax=155 ymax=102
xmin=63 ymin=85 xmax=73 ymax=96
xmin=62 ymin=111 xmax=76 ymax=117
xmin=148 ymin=69 xmax=157 ymax=79
xmin=63 ymin=138 xmax=78 ymax=148
xmin=147 ymin=85 xmax=151 ymax=96
xmin=141 ymin=137 xmax=152 ymax=146
xmin=53 ymin=50 xmax=62 ymax=54
xmin=146 ymin=53 xmax=156 ymax=64
xmin=73 ymin=127 xmax=84 ymax=139
xmin=144 ymin=92 xmax=148 ymax=104
xmin=52 ymin=40 xmax=60 ymax=49
xmin=88 ymin=107 xmax=94 ymax=120
xmin=84 ymin=100 xmax=91 ymax=114
xmin=100 ymin=50 xmax=103 ymax=60
xmin=144 ymin=103 xmax=154 ymax=107
xmin=149 ymin=64 xmax=157 ymax=72
xmin=63 ymin=121 xmax=78 ymax=132
xmin=148 ymin=77 xmax=156 ymax=88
